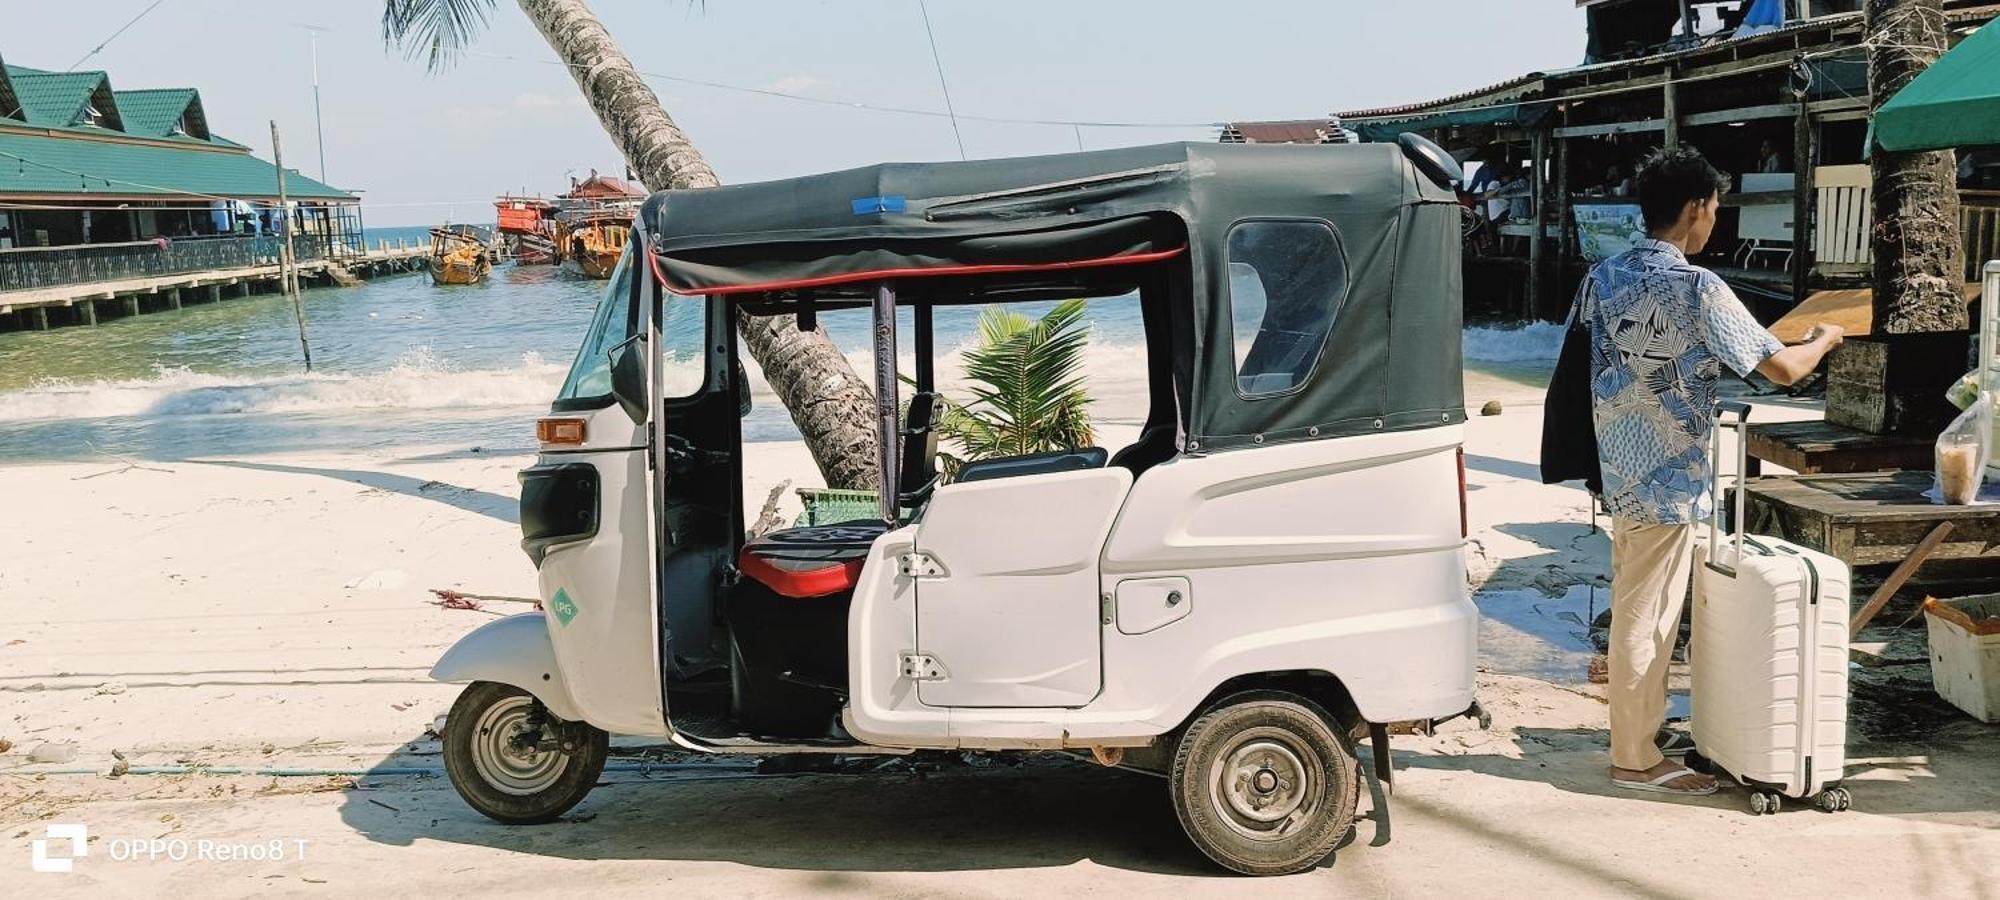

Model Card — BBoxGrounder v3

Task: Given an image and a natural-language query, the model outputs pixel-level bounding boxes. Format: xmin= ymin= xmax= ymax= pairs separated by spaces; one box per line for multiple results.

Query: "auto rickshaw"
xmin=432 ymin=138 xmax=1480 ymax=875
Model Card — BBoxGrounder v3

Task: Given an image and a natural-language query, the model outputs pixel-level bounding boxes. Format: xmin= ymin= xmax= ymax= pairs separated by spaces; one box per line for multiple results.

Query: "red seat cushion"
xmin=737 ymin=521 xmax=884 ymax=599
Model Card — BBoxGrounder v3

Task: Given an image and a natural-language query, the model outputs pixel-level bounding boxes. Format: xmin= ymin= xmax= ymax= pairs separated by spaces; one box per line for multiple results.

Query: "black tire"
xmin=442 ymin=681 xmax=608 ymax=824
xmin=1169 ymin=690 xmax=1361 ymax=876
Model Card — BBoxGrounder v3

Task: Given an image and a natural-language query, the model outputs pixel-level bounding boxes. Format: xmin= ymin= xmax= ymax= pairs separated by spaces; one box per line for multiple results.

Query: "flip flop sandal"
xmin=1612 ymin=766 xmax=1717 ymax=796
xmin=1656 ymin=731 xmax=1696 ymax=756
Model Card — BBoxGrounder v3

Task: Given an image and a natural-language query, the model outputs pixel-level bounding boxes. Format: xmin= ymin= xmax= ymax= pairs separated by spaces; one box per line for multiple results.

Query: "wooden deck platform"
xmin=1737 ymin=471 xmax=2000 ymax=567
xmin=0 ymin=245 xmax=428 ymax=331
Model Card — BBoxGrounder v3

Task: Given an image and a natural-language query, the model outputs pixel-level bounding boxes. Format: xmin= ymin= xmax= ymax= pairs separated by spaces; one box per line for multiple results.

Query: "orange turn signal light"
xmin=536 ymin=417 xmax=588 ymax=446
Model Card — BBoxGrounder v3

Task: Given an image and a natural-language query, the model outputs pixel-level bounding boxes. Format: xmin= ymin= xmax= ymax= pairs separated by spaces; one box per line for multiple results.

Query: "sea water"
xmin=0 ymin=261 xmax=1561 ymax=464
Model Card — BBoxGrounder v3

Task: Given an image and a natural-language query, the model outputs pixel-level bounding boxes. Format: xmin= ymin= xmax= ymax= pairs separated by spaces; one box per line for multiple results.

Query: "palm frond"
xmin=938 ymin=300 xmax=1094 ymax=465
xmin=382 ymin=0 xmax=498 ymax=73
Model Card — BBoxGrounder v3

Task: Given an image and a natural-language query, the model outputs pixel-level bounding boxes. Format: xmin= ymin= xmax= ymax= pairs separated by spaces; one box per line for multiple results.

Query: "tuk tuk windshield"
xmin=555 ymin=249 xmax=635 ymax=408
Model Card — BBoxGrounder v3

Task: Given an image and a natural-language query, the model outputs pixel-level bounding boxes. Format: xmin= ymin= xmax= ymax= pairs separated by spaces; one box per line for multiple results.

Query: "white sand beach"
xmin=3 ymin=372 xmax=1996 ymax=894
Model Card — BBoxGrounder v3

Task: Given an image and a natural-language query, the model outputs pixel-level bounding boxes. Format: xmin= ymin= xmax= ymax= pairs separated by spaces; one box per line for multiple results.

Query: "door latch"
xmin=898 ymin=653 xmax=946 ymax=681
xmin=897 ymin=552 xmax=946 ymax=578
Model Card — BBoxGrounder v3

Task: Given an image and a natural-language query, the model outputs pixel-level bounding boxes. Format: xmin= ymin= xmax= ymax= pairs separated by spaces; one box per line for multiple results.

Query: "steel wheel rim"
xmin=469 ymin=696 xmax=569 ymax=796
xmin=1207 ymin=726 xmax=1324 ymax=842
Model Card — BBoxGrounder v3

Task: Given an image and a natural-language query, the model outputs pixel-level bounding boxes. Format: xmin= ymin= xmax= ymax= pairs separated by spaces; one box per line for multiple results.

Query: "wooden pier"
xmin=0 ymin=242 xmax=429 ymax=333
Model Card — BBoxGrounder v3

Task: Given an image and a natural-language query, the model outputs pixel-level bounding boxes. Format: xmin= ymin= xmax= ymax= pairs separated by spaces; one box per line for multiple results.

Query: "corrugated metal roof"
xmin=1335 ymin=5 xmax=2000 ymax=125
xmin=1218 ymin=119 xmax=1346 ymax=144
xmin=1338 ymin=72 xmax=1549 ymax=121
xmin=0 ymin=127 xmax=356 ymax=201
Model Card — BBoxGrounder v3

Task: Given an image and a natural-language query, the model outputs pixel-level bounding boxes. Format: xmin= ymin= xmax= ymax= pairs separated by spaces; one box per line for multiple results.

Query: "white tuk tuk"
xmin=432 ymin=138 xmax=1481 ymax=875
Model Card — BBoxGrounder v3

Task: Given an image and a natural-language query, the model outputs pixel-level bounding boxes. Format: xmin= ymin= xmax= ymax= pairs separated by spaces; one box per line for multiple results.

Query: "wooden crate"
xmin=1745 ymin=420 xmax=1934 ymax=475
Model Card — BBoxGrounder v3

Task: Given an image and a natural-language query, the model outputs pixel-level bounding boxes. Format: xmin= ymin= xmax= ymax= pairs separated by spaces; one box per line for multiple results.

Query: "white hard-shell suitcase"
xmin=1690 ymin=400 xmax=1855 ymax=814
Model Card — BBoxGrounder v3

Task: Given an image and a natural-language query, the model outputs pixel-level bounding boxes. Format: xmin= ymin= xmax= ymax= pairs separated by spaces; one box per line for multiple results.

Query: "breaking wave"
xmin=0 ymin=348 xmax=566 ymax=423
xmin=1463 ymin=321 xmax=1564 ymax=363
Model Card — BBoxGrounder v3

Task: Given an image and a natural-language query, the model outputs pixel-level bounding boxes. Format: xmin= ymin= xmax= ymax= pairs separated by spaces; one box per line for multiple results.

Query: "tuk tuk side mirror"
xmin=607 ymin=333 xmax=648 ymax=424
xmin=1397 ymin=132 xmax=1464 ymax=190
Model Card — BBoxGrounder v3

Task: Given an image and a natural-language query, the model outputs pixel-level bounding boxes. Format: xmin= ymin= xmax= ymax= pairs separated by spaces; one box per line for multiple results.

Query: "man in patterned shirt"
xmin=1579 ymin=147 xmax=1845 ymax=796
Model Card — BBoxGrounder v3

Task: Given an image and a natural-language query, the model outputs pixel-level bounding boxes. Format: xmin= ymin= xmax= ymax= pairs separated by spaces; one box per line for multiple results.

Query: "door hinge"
xmin=1100 ymin=592 xmax=1113 ymax=625
xmin=898 ymin=552 xmax=946 ymax=578
xmin=898 ymin=653 xmax=946 ymax=681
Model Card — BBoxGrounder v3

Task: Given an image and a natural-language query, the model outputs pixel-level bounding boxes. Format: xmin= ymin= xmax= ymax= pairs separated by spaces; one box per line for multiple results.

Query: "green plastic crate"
xmin=794 ymin=487 xmax=881 ymax=526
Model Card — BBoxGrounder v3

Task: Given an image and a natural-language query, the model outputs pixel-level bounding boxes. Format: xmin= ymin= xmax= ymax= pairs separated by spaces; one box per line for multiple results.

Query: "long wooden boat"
xmin=495 ymin=195 xmax=559 ymax=266
xmin=430 ymin=225 xmax=494 ymax=285
xmin=557 ymin=215 xmax=629 ymax=280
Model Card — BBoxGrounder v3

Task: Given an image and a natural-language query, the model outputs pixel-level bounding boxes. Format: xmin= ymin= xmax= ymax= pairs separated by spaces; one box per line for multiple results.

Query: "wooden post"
xmin=1529 ymin=128 xmax=1548 ymax=319
xmin=1791 ymin=97 xmax=1815 ymax=305
xmin=271 ymin=121 xmax=313 ymax=373
xmin=1663 ymin=73 xmax=1681 ymax=150
xmin=1555 ymin=121 xmax=1574 ymax=313
xmin=207 ymin=283 xmax=222 ymax=304
xmin=121 ymin=296 xmax=140 ymax=317
xmin=28 ymin=307 xmax=48 ymax=330
xmin=78 ymin=300 xmax=97 ymax=326
xmin=167 ymin=287 xmax=182 ymax=310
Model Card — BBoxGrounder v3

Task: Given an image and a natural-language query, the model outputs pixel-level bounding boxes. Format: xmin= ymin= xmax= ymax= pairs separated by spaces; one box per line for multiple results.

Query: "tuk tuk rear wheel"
xmin=1169 ymin=690 xmax=1359 ymax=876
xmin=442 ymin=681 xmax=608 ymax=824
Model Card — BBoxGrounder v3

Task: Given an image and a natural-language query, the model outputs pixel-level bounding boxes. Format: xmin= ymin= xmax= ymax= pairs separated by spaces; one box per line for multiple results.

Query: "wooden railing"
xmin=0 ymin=235 xmax=325 ymax=291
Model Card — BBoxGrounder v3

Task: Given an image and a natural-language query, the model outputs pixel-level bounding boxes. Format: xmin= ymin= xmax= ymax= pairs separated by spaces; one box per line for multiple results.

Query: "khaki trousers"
xmin=1607 ymin=517 xmax=1698 ymax=771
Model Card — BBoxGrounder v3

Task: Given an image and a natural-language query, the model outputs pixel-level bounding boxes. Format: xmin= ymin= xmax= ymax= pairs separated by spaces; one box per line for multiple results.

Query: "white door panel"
xmin=914 ymin=467 xmax=1132 ymax=708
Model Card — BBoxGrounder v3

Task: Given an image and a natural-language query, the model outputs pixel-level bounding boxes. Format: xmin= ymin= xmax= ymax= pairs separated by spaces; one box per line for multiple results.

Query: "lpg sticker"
xmin=550 ymin=588 xmax=578 ymax=626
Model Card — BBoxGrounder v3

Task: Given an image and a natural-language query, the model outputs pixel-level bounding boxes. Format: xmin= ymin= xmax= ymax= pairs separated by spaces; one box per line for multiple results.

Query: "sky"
xmin=11 ymin=1 xmax=1590 ymax=226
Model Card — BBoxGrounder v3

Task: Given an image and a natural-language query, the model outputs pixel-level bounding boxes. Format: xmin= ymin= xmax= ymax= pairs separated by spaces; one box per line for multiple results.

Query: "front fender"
xmin=430 ymin=612 xmax=586 ymax=723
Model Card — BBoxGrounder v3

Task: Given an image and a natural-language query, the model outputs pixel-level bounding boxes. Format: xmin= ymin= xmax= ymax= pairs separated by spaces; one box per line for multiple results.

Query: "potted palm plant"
xmin=797 ymin=300 xmax=1093 ymax=523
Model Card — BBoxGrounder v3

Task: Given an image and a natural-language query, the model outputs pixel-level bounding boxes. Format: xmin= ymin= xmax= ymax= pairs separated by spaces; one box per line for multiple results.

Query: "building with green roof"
xmin=0 ymin=50 xmax=362 ymax=289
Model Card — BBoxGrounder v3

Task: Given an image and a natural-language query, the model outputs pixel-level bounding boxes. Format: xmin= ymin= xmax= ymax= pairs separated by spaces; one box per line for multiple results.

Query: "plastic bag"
xmin=1935 ymin=393 xmax=1993 ymax=505
xmin=1946 ymin=370 xmax=1982 ymax=411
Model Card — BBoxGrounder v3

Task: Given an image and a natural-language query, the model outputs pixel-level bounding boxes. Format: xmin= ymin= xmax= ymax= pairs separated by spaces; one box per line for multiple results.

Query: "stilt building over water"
xmin=1224 ymin=1 xmax=2000 ymax=324
xmin=0 ymin=50 xmax=422 ymax=332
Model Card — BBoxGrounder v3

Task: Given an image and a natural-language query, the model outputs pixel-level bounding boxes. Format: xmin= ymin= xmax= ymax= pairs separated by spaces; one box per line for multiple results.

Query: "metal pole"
xmin=271 ymin=120 xmax=312 ymax=372
xmin=914 ymin=300 xmax=935 ymax=392
xmin=310 ymin=30 xmax=328 ymax=183
xmin=873 ymin=282 xmax=900 ymax=524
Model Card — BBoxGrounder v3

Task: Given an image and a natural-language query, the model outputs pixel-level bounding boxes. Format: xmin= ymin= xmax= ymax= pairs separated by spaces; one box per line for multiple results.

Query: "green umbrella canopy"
xmin=1875 ymin=19 xmax=2000 ymax=153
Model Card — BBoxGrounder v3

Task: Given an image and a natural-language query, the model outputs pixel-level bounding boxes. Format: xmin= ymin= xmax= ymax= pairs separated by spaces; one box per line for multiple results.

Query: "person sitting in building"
xmin=1466 ymin=159 xmax=1505 ymax=223
xmin=1756 ymin=139 xmax=1788 ymax=174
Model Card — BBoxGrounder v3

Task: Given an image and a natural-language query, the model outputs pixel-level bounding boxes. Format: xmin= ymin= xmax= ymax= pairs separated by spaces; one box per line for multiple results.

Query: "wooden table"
xmin=1744 ymin=420 xmax=1936 ymax=476
xmin=1735 ymin=471 xmax=2000 ymax=567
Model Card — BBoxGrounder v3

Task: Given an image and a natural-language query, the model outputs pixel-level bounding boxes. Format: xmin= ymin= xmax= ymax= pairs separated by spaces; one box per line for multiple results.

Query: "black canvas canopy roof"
xmin=638 ymin=142 xmax=1465 ymax=453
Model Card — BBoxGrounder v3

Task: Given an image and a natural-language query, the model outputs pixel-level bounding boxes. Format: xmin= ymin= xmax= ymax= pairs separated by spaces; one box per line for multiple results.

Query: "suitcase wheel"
xmin=1814 ymin=787 xmax=1853 ymax=813
xmin=1749 ymin=791 xmax=1783 ymax=815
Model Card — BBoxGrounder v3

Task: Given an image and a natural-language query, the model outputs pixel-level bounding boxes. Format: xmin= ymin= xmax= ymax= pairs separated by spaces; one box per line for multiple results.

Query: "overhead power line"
xmin=66 ymin=0 xmax=171 ymax=72
xmin=457 ymin=49 xmax=1225 ymax=131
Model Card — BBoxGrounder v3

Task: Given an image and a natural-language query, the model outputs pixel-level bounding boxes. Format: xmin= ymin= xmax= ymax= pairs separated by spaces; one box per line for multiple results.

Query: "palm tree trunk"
xmin=518 ymin=0 xmax=880 ymax=488
xmin=1866 ymin=0 xmax=1965 ymax=334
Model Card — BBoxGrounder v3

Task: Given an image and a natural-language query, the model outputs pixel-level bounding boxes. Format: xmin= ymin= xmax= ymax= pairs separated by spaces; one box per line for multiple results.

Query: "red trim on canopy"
xmin=648 ymin=244 xmax=1187 ymax=296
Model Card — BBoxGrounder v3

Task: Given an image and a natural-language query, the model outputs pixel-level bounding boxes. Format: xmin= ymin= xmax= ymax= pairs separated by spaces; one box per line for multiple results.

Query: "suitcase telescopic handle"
xmin=1706 ymin=400 xmax=1752 ymax=576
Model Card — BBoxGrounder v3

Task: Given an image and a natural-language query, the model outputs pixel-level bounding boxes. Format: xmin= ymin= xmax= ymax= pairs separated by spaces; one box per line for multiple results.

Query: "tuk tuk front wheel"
xmin=442 ymin=681 xmax=608 ymax=824
xmin=1169 ymin=690 xmax=1360 ymax=876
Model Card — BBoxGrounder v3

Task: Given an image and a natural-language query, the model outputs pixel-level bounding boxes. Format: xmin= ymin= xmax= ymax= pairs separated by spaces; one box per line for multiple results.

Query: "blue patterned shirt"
xmin=1578 ymin=239 xmax=1783 ymax=524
